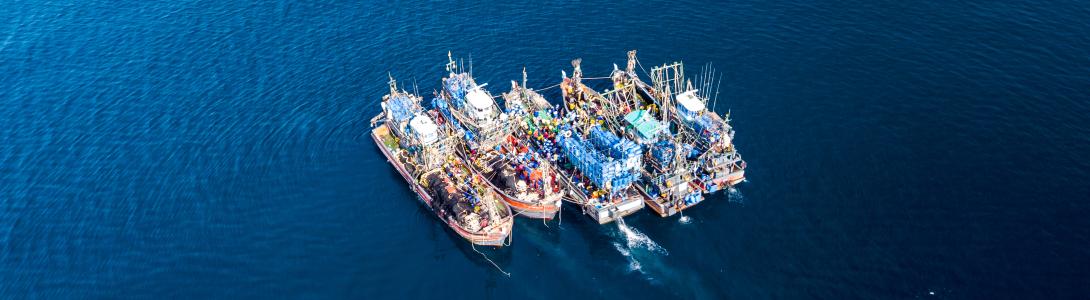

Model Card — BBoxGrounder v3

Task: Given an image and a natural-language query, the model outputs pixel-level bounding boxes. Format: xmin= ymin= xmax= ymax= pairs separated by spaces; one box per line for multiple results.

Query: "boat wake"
xmin=678 ymin=215 xmax=692 ymax=224
xmin=610 ymin=218 xmax=669 ymax=279
xmin=615 ymin=218 xmax=667 ymax=255
xmin=612 ymin=243 xmax=642 ymax=272
xmin=727 ymin=186 xmax=746 ymax=204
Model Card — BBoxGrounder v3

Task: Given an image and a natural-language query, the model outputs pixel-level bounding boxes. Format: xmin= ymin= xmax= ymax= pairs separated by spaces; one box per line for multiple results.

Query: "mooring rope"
xmin=470 ymin=243 xmax=511 ymax=277
xmin=636 ymin=58 xmax=651 ymax=78
xmin=542 ymin=207 xmax=550 ymax=228
xmin=501 ymin=217 xmax=514 ymax=247
xmin=534 ymin=83 xmax=562 ymax=92
xmin=558 ymin=199 xmax=563 ymax=226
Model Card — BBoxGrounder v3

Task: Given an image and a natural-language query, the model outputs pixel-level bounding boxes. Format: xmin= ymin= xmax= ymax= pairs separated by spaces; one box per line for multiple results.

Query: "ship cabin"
xmin=466 ymin=88 xmax=496 ymax=125
xmin=409 ymin=113 xmax=440 ymax=145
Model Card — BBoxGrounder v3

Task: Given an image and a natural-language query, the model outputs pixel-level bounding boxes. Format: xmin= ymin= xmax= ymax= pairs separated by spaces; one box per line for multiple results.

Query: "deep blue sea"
xmin=2 ymin=0 xmax=1089 ymax=298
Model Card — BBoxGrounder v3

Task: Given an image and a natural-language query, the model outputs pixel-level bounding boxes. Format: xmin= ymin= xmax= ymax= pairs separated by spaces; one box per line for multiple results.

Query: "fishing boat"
xmin=634 ymin=138 xmax=708 ymax=217
xmin=611 ymin=51 xmax=747 ymax=192
xmin=672 ymin=89 xmax=746 ymax=188
xmin=502 ymin=69 xmax=553 ymax=113
xmin=434 ymin=54 xmax=564 ymax=220
xmin=549 ymin=52 xmax=699 ymax=217
xmin=538 ymin=60 xmax=646 ymax=224
xmin=558 ymin=58 xmax=705 ymax=217
xmin=486 ymin=70 xmax=569 ymax=219
xmin=520 ymin=112 xmax=646 ymax=224
xmin=370 ymin=76 xmax=513 ymax=246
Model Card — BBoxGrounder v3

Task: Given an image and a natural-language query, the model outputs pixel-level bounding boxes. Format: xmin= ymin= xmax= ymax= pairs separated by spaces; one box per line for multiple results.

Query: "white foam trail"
xmin=727 ymin=186 xmax=745 ymax=204
xmin=678 ymin=215 xmax=692 ymax=224
xmin=616 ymin=218 xmax=667 ymax=255
xmin=612 ymin=243 xmax=642 ymax=272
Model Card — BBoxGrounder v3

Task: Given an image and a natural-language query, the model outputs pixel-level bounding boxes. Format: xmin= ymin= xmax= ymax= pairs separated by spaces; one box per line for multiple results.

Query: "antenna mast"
xmin=446 ymin=51 xmax=456 ymax=74
xmin=626 ymin=50 xmax=637 ymax=74
xmin=571 ymin=58 xmax=583 ymax=85
xmin=387 ymin=72 xmax=397 ymax=93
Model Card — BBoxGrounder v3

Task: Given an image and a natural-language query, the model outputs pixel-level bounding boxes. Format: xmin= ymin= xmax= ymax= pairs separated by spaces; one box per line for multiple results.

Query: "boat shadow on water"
xmin=513 ymin=216 xmax=563 ymax=245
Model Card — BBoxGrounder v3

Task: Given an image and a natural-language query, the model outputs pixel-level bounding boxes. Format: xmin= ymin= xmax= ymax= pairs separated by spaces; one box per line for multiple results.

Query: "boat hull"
xmin=726 ymin=170 xmax=745 ymax=186
xmin=371 ymin=125 xmax=433 ymax=207
xmin=638 ymin=180 xmax=712 ymax=217
xmin=501 ymin=193 xmax=562 ymax=219
xmin=460 ymin=145 xmax=564 ymax=220
xmin=588 ymin=194 xmax=645 ymax=224
xmin=371 ymin=124 xmax=512 ymax=247
xmin=448 ymin=218 xmax=512 ymax=246
xmin=707 ymin=170 xmax=746 ymax=193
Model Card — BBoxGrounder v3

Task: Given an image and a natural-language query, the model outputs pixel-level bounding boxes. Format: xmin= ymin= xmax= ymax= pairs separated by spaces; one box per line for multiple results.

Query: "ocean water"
xmin=2 ymin=0 xmax=1089 ymax=298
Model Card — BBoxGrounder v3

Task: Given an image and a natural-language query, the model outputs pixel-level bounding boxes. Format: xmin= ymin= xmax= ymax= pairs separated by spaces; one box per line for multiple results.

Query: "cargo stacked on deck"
xmin=607 ymin=50 xmax=747 ymax=198
xmin=436 ymin=54 xmax=566 ymax=220
xmin=435 ymin=52 xmax=509 ymax=150
xmin=674 ymin=90 xmax=746 ymax=191
xmin=370 ymin=76 xmax=513 ymax=247
xmin=520 ymin=111 xmax=644 ymax=224
xmin=557 ymin=126 xmax=641 ymax=193
xmin=552 ymin=61 xmax=646 ymax=223
xmin=650 ymin=140 xmax=674 ymax=167
xmin=385 ymin=94 xmax=417 ymax=125
xmin=649 ymin=139 xmax=696 ymax=169
xmin=547 ymin=125 xmax=644 ymax=224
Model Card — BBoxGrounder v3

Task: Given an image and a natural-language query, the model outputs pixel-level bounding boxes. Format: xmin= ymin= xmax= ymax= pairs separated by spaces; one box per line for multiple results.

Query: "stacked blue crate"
xmin=580 ymin=126 xmax=643 ymax=192
xmin=588 ymin=126 xmax=619 ymax=150
xmin=684 ymin=192 xmax=703 ymax=205
xmin=692 ymin=115 xmax=723 ymax=145
xmin=650 ymin=140 xmax=675 ymax=167
xmin=558 ymin=132 xmax=625 ymax=191
xmin=387 ymin=95 xmax=416 ymax=123
xmin=443 ymin=74 xmax=470 ymax=110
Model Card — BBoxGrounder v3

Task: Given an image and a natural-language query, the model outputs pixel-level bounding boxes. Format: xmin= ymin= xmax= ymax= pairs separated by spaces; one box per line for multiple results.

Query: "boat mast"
xmin=446 ymin=51 xmax=455 ymax=74
xmin=388 ymin=72 xmax=398 ymax=94
xmin=571 ymin=58 xmax=582 ymax=85
xmin=626 ymin=50 xmax=637 ymax=75
xmin=522 ymin=67 xmax=528 ymax=103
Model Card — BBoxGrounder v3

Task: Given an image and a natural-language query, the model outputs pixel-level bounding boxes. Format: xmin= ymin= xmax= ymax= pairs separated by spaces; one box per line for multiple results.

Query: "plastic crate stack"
xmin=434 ymin=96 xmax=473 ymax=143
xmin=570 ymin=126 xmax=641 ymax=192
xmin=683 ymin=192 xmax=703 ymax=205
xmin=684 ymin=143 xmax=700 ymax=158
xmin=650 ymin=140 xmax=676 ymax=167
xmin=388 ymin=96 xmax=416 ymax=123
xmin=558 ymin=133 xmax=636 ymax=193
xmin=557 ymin=133 xmax=606 ymax=188
xmin=431 ymin=97 xmax=458 ymax=127
xmin=690 ymin=115 xmax=723 ymax=148
xmin=588 ymin=126 xmax=641 ymax=171
xmin=443 ymin=74 xmax=470 ymax=111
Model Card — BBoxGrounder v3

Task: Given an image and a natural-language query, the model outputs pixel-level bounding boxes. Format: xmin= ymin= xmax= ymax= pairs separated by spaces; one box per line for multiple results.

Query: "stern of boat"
xmin=590 ymin=192 xmax=645 ymax=224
